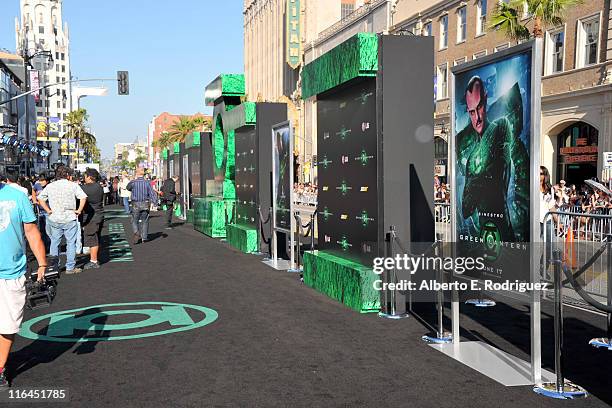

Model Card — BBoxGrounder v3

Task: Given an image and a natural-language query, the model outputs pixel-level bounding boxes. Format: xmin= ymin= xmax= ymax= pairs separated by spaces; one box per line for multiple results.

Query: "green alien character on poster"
xmin=455 ymin=52 xmax=531 ymax=254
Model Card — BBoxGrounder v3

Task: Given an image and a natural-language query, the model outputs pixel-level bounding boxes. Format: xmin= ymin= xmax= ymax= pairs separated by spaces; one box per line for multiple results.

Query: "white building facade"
xmin=15 ymin=0 xmax=72 ymax=169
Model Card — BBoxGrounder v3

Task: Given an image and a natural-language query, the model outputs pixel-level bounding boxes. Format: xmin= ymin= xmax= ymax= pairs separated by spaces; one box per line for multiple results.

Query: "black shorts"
xmin=83 ymin=215 xmax=104 ymax=247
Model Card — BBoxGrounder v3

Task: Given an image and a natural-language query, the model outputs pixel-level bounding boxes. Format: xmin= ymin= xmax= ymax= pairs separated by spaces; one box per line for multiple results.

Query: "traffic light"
xmin=117 ymin=71 xmax=129 ymax=95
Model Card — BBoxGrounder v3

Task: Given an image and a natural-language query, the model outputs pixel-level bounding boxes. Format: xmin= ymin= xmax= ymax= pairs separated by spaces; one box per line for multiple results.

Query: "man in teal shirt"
xmin=0 ymin=182 xmax=47 ymax=390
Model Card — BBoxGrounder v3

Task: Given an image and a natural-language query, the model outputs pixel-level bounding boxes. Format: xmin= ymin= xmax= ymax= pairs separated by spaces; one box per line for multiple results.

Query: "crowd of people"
xmin=294 ymin=182 xmax=317 ymax=206
xmin=0 ymin=165 xmax=183 ymax=390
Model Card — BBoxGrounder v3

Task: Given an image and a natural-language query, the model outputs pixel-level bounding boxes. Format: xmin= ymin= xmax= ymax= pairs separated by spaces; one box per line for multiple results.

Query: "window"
xmin=57 ymin=101 xmax=61 ymax=109
xmin=477 ymin=0 xmax=487 ymax=35
xmin=56 ymin=52 xmax=59 ymax=59
xmin=473 ymin=50 xmax=487 ymax=59
xmin=61 ymin=53 xmax=65 ymax=60
xmin=454 ymin=56 xmax=467 ymax=66
xmin=440 ymin=15 xmax=448 ymax=49
xmin=39 ymin=26 xmax=44 ymax=34
xmin=56 ymin=76 xmax=60 ymax=83
xmin=61 ymin=65 xmax=65 ymax=73
xmin=437 ymin=63 xmax=448 ymax=100
xmin=423 ymin=22 xmax=432 ymax=36
xmin=62 ymin=101 xmax=66 ymax=109
xmin=494 ymin=43 xmax=510 ymax=52
xmin=341 ymin=1 xmax=355 ymax=19
xmin=546 ymin=29 xmax=565 ymax=74
xmin=457 ymin=7 xmax=466 ymax=42
xmin=56 ymin=65 xmax=59 ymax=72
xmin=577 ymin=16 xmax=600 ymax=67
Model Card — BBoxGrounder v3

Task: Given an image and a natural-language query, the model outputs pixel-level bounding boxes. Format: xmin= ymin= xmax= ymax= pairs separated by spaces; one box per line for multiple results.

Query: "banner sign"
xmin=452 ymin=42 xmax=537 ymax=284
xmin=68 ymin=138 xmax=77 ymax=156
xmin=60 ymin=139 xmax=69 ymax=156
xmin=36 ymin=117 xmax=48 ymax=141
xmin=604 ymin=151 xmax=612 ymax=167
xmin=286 ymin=0 xmax=301 ymax=69
xmin=272 ymin=121 xmax=293 ymax=232
xmin=48 ymin=117 xmax=60 ymax=142
xmin=29 ymin=70 xmax=40 ymax=103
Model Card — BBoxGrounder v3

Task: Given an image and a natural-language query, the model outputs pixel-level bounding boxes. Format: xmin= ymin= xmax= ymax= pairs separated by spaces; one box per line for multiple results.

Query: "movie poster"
xmin=60 ymin=139 xmax=69 ymax=156
xmin=272 ymin=121 xmax=292 ymax=232
xmin=453 ymin=49 xmax=532 ymax=282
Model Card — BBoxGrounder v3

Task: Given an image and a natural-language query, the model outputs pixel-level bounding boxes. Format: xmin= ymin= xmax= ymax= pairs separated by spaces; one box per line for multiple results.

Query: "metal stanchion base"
xmin=378 ymin=312 xmax=409 ymax=320
xmin=589 ymin=338 xmax=612 ymax=350
xmin=422 ymin=332 xmax=453 ymax=344
xmin=533 ymin=382 xmax=588 ymax=399
xmin=465 ymin=299 xmax=496 ymax=307
xmin=287 ymin=267 xmax=302 ymax=273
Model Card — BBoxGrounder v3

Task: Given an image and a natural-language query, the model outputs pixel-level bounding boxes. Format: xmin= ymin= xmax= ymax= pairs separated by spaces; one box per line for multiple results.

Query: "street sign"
xmin=604 ymin=151 xmax=612 ymax=167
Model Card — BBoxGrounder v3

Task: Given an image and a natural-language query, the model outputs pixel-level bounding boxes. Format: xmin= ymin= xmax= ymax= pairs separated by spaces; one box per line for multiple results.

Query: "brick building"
xmin=392 ymin=0 xmax=612 ymax=186
xmin=147 ymin=112 xmax=210 ymax=176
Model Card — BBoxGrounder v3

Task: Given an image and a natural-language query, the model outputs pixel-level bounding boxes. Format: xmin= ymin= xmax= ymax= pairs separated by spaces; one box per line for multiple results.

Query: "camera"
xmin=25 ymin=258 xmax=61 ymax=310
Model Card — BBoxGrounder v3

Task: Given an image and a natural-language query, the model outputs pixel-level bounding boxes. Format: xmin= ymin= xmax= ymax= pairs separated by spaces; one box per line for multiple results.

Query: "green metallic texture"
xmin=193 ymin=197 xmax=227 ymax=238
xmin=301 ymin=33 xmax=379 ymax=99
xmin=204 ymin=74 xmax=246 ymax=106
xmin=223 ymin=102 xmax=257 ymax=131
xmin=185 ymin=132 xmax=201 ymax=149
xmin=162 ymin=149 xmax=168 ymax=160
xmin=226 ymin=223 xmax=259 ymax=254
xmin=302 ymin=251 xmax=380 ymax=313
xmin=186 ymin=209 xmax=194 ymax=225
xmin=173 ymin=142 xmax=180 ymax=154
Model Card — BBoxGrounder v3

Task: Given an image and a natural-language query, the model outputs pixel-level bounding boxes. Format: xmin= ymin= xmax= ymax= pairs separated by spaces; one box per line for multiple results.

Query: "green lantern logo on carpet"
xmin=19 ymin=302 xmax=219 ymax=343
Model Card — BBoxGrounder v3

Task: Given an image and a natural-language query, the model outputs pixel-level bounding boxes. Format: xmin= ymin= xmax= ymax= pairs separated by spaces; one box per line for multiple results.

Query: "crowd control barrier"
xmin=288 ymin=211 xmax=316 ymax=273
xmin=534 ymin=211 xmax=612 ymax=399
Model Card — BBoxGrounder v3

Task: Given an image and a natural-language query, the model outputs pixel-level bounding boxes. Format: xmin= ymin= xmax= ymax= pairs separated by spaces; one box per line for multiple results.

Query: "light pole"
xmin=20 ymin=41 xmax=53 ymax=175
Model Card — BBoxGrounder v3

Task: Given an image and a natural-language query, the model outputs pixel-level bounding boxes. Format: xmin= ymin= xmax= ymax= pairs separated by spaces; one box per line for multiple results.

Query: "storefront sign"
xmin=559 ymin=146 xmax=597 ymax=155
xmin=604 ymin=151 xmax=612 ymax=167
xmin=286 ymin=0 xmax=301 ymax=69
xmin=560 ymin=154 xmax=598 ymax=164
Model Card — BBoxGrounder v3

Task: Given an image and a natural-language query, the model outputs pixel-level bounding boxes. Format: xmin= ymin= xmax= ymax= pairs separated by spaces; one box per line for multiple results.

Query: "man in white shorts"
xmin=0 ymin=182 xmax=47 ymax=390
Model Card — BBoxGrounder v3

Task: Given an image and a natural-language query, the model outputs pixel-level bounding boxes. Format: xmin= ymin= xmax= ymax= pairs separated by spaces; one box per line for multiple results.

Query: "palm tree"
xmin=192 ymin=116 xmax=212 ymax=132
xmin=490 ymin=0 xmax=582 ymax=40
xmin=168 ymin=116 xmax=197 ymax=144
xmin=65 ymin=108 xmax=101 ymax=163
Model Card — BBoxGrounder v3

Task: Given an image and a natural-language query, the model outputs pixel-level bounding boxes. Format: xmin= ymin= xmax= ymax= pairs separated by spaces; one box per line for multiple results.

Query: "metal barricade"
xmin=536 ymin=210 xmax=612 ymax=399
xmin=434 ymin=203 xmax=451 ymax=242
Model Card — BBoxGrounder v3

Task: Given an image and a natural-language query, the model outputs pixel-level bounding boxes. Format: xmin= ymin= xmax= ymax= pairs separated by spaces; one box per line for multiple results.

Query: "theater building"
xmin=392 ymin=0 xmax=612 ymax=185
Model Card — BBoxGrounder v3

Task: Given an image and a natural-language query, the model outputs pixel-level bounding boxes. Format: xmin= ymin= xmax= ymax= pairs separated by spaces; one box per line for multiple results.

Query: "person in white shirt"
xmin=3 ymin=172 xmax=29 ymax=196
xmin=118 ymin=172 xmax=132 ymax=214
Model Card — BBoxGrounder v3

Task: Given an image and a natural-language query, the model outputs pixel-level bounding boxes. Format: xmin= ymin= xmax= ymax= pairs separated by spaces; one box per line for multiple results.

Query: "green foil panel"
xmin=302 ymin=250 xmax=380 ymax=313
xmin=205 ymin=74 xmax=246 ymax=106
xmin=173 ymin=142 xmax=180 ymax=154
xmin=193 ymin=197 xmax=227 ymax=238
xmin=227 ymin=223 xmax=258 ymax=254
xmin=185 ymin=132 xmax=201 ymax=149
xmin=162 ymin=149 xmax=168 ymax=160
xmin=186 ymin=209 xmax=194 ymax=225
xmin=302 ymin=33 xmax=379 ymax=99
xmin=223 ymin=102 xmax=257 ymax=131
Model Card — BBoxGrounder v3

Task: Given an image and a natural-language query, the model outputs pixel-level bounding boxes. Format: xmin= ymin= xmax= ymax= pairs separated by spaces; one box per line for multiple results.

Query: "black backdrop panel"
xmin=317 ymin=77 xmax=378 ymax=264
xmin=235 ymin=127 xmax=257 ymax=227
xmin=188 ymin=147 xmax=201 ymax=205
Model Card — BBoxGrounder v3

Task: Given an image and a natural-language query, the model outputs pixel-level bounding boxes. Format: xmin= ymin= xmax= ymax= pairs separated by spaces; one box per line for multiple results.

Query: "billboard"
xmin=316 ymin=78 xmax=378 ymax=264
xmin=272 ymin=121 xmax=292 ymax=232
xmin=452 ymin=43 xmax=538 ymax=284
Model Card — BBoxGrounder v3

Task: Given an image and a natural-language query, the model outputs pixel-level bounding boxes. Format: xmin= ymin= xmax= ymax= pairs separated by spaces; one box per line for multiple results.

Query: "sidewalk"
xmin=9 ymin=206 xmax=612 ymax=407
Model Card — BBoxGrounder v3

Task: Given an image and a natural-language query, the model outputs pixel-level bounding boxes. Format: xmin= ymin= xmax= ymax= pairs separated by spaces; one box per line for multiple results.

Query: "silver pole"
xmin=378 ymin=225 xmax=408 ymax=319
xmin=310 ymin=213 xmax=315 ymax=251
xmin=422 ymin=235 xmax=452 ymax=343
xmin=589 ymin=233 xmax=612 ymax=349
xmin=533 ymin=248 xmax=587 ymax=398
xmin=288 ymin=212 xmax=302 ymax=273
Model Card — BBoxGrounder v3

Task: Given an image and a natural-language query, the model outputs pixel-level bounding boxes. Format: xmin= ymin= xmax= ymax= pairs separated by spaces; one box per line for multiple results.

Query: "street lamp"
xmin=22 ymin=49 xmax=54 ymax=176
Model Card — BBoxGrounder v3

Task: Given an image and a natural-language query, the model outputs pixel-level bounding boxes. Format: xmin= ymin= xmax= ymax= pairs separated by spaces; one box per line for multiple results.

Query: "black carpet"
xmin=8 ymin=206 xmax=612 ymax=407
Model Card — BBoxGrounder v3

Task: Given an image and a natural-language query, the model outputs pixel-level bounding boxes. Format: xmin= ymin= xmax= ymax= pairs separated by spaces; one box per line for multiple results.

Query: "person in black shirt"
xmin=161 ymin=176 xmax=179 ymax=229
xmin=81 ymin=168 xmax=104 ymax=270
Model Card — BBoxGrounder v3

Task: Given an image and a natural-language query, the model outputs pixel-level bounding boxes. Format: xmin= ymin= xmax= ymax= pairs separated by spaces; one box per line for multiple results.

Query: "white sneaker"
xmin=83 ymin=247 xmax=90 ymax=255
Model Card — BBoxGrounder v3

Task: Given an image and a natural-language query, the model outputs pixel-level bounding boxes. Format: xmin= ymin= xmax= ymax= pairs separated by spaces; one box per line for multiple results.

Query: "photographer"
xmin=0 ymin=182 xmax=46 ymax=390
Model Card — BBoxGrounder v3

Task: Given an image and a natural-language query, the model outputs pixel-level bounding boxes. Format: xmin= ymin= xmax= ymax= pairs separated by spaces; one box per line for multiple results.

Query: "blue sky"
xmin=0 ymin=1 xmax=244 ymax=158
